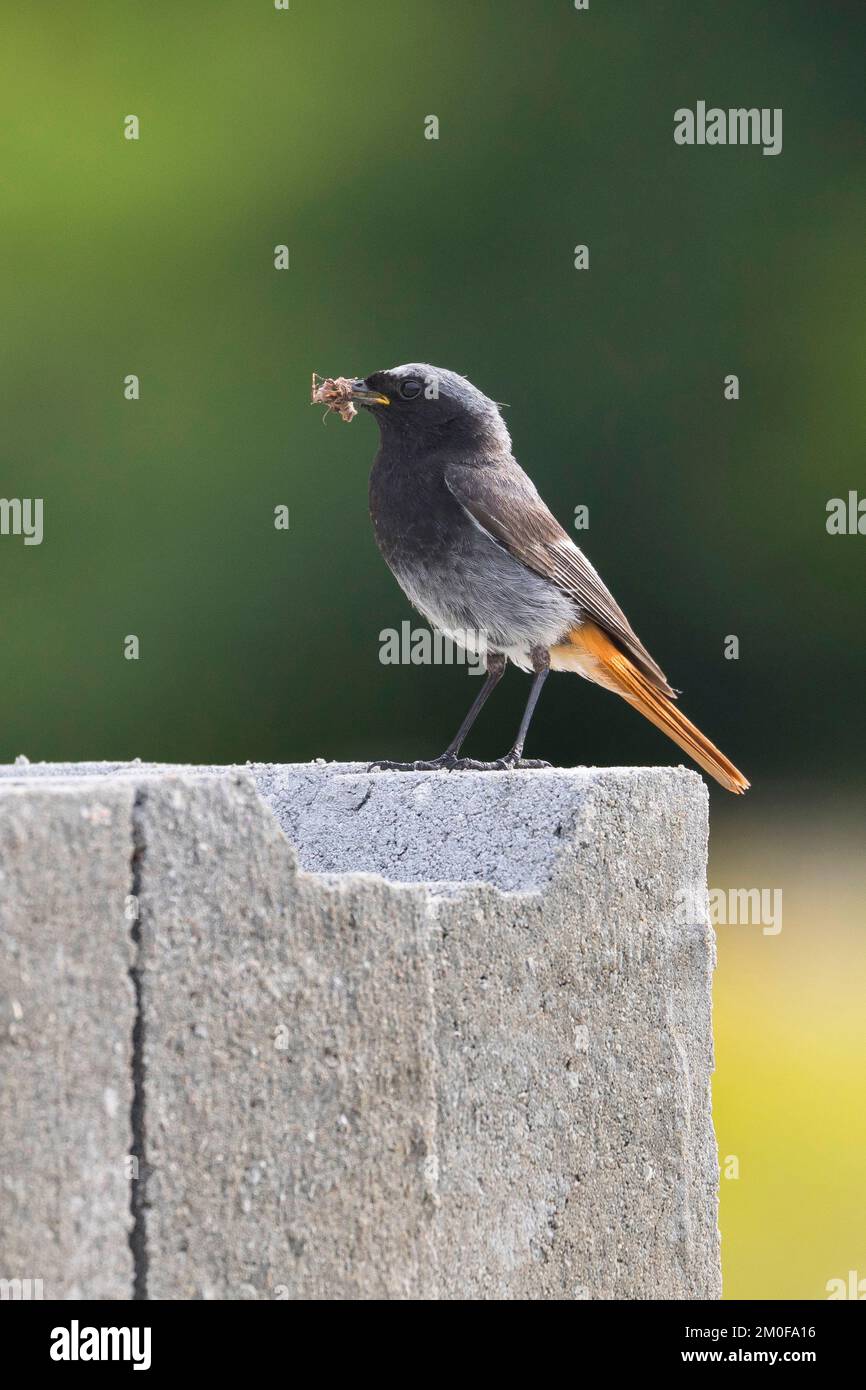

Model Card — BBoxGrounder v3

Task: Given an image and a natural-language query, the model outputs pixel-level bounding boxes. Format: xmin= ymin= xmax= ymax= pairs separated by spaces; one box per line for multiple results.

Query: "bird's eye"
xmin=399 ymin=378 xmax=423 ymax=400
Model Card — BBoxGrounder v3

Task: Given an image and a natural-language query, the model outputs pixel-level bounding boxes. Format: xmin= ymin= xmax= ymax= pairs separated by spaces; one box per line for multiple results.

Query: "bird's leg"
xmin=438 ymin=650 xmax=508 ymax=759
xmin=452 ymin=646 xmax=551 ymax=771
xmin=368 ymin=652 xmax=508 ymax=772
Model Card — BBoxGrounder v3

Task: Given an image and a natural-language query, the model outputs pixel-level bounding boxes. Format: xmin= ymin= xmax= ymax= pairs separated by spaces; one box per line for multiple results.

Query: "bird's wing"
xmin=445 ymin=459 xmax=674 ymax=694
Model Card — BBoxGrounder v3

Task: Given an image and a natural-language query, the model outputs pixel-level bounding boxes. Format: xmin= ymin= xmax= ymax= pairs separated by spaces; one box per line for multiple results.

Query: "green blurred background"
xmin=1 ymin=1 xmax=863 ymax=1298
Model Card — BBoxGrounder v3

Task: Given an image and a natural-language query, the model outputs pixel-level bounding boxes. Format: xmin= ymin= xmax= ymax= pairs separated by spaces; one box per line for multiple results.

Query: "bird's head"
xmin=345 ymin=363 xmax=512 ymax=455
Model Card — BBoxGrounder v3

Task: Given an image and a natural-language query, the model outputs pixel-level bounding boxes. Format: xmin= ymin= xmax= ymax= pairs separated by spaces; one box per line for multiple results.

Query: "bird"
xmin=323 ymin=363 xmax=749 ymax=793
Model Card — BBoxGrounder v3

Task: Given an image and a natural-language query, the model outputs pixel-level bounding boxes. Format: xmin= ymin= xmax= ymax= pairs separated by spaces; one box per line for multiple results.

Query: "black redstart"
xmin=313 ymin=363 xmax=749 ymax=793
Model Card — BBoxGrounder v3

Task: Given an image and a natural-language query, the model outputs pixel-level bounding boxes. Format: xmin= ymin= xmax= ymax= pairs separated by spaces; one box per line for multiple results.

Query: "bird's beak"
xmin=348 ymin=378 xmax=390 ymax=406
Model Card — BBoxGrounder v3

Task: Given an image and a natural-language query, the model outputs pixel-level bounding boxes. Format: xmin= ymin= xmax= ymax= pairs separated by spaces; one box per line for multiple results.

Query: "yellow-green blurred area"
xmin=1 ymin=1 xmax=864 ymax=1298
xmin=712 ymin=796 xmax=866 ymax=1300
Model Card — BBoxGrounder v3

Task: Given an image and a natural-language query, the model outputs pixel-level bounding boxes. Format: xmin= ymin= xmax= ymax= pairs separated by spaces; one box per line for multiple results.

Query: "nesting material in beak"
xmin=311 ymin=373 xmax=358 ymax=422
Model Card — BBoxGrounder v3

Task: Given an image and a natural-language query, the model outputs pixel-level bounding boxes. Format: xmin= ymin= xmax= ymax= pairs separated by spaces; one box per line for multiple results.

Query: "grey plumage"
xmin=365 ymin=363 xmax=666 ymax=682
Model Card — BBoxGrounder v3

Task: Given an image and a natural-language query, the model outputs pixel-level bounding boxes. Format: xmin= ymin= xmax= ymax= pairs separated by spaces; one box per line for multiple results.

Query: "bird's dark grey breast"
xmin=368 ymin=450 xmax=576 ymax=656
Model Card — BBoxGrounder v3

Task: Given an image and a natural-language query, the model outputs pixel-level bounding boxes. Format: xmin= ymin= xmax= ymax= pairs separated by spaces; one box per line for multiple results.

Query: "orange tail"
xmin=551 ymin=623 xmax=750 ymax=795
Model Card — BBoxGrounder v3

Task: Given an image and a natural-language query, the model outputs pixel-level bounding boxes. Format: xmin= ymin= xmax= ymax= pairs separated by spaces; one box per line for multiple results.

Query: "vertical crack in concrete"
xmin=419 ymin=895 xmax=442 ymax=1298
xmin=128 ymin=787 xmax=149 ymax=1299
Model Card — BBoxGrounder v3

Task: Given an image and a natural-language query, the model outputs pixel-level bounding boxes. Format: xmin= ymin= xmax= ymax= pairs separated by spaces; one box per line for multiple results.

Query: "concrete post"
xmin=0 ymin=762 xmax=720 ymax=1299
xmin=0 ymin=779 xmax=136 ymax=1299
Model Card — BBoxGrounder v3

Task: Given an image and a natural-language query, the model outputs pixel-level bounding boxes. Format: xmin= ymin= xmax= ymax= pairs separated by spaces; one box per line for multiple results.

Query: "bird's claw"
xmin=367 ymin=754 xmax=551 ymax=773
xmin=481 ymin=755 xmax=552 ymax=771
xmin=367 ymin=754 xmax=461 ymax=772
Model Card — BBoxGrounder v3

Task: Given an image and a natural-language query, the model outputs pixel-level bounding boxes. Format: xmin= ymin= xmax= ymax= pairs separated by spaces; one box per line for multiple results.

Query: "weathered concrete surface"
xmin=0 ymin=780 xmax=135 ymax=1299
xmin=134 ymin=774 xmax=443 ymax=1300
xmin=0 ymin=761 xmax=720 ymax=1299
xmin=1 ymin=759 xmax=703 ymax=891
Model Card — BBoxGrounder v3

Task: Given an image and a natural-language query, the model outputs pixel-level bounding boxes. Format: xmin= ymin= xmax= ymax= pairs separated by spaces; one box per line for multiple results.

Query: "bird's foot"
xmin=368 ymin=753 xmax=551 ymax=773
xmin=454 ymin=754 xmax=552 ymax=771
xmin=367 ymin=752 xmax=463 ymax=772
